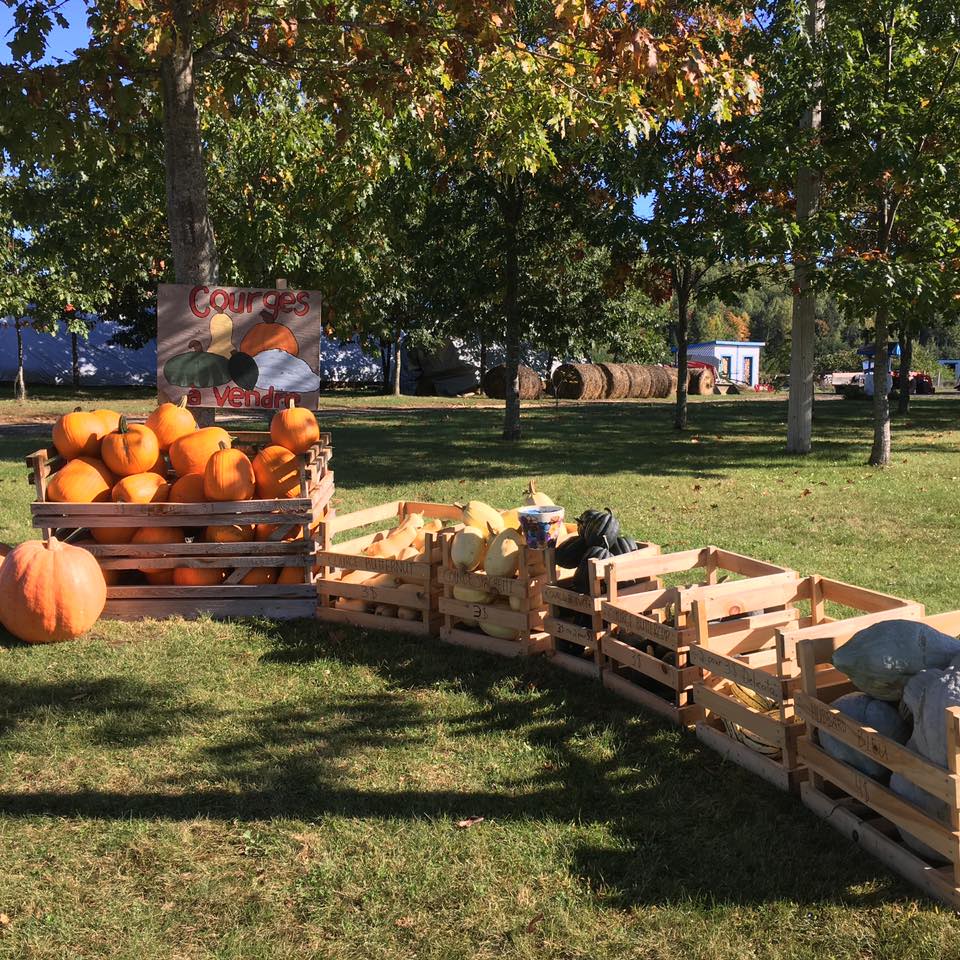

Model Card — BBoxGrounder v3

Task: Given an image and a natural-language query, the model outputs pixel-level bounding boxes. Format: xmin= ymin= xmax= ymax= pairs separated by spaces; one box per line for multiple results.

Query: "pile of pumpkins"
xmin=41 ymin=398 xmax=322 ymax=589
xmin=333 ymin=512 xmax=448 ymax=621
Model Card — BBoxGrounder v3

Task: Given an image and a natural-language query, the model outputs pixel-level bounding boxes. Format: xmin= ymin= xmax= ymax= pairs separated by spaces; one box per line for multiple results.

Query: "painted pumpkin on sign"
xmin=240 ymin=311 xmax=299 ymax=357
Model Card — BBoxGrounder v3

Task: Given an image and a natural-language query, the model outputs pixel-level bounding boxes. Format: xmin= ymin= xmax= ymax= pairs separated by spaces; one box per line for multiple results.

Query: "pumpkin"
xmin=112 ymin=472 xmax=170 ymax=504
xmin=205 ymin=524 xmax=255 ymax=543
xmin=52 ymin=409 xmax=104 ymax=460
xmin=578 ymin=508 xmax=620 ymax=548
xmin=572 ymin=546 xmax=611 ymax=594
xmin=270 ymin=399 xmax=320 ymax=454
xmin=168 ymin=473 xmax=207 ymax=503
xmin=145 ymin=396 xmax=197 ymax=452
xmin=100 ymin=417 xmax=160 ymax=477
xmin=169 ymin=426 xmax=232 ymax=477
xmin=832 ymin=619 xmax=960 ymax=701
xmin=173 ymin=567 xmax=225 ymax=586
xmin=131 ymin=526 xmax=186 ymax=585
xmin=252 ymin=444 xmax=301 ymax=498
xmin=239 ymin=567 xmax=277 ymax=585
xmin=240 ymin=313 xmax=299 ymax=357
xmin=46 ymin=457 xmax=116 ymax=503
xmin=254 ymin=523 xmax=303 ymax=542
xmin=90 ymin=525 xmax=135 ymax=545
xmin=0 ymin=537 xmax=106 ymax=644
xmin=277 ymin=566 xmax=308 ymax=584
xmin=163 ymin=340 xmax=232 ymax=387
xmin=902 ymin=665 xmax=960 ymax=766
xmin=91 ymin=408 xmax=122 ymax=435
xmin=203 ymin=442 xmax=255 ymax=502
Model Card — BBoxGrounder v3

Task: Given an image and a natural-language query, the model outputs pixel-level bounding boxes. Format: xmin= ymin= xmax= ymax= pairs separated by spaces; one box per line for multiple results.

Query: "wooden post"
xmin=946 ymin=707 xmax=960 ymax=888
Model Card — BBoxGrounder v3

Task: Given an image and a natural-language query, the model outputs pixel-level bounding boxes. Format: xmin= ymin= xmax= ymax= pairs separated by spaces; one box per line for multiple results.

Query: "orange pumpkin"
xmin=69 ymin=539 xmax=120 ymax=585
xmin=112 ymin=472 xmax=170 ymax=504
xmin=277 ymin=566 xmax=308 ymax=584
xmin=100 ymin=417 xmax=160 ymax=477
xmin=145 ymin=397 xmax=197 ymax=452
xmin=239 ymin=567 xmax=277 ymax=585
xmin=46 ymin=457 xmax=116 ymax=503
xmin=254 ymin=522 xmax=303 ymax=542
xmin=131 ymin=526 xmax=186 ymax=585
xmin=169 ymin=426 xmax=232 ymax=477
xmin=147 ymin=450 xmax=168 ymax=477
xmin=172 ymin=567 xmax=225 ymax=586
xmin=91 ymin=408 xmax=122 ymax=435
xmin=203 ymin=442 xmax=255 ymax=502
xmin=168 ymin=473 xmax=207 ymax=503
xmin=270 ymin=399 xmax=320 ymax=454
xmin=52 ymin=409 xmax=105 ymax=460
xmin=240 ymin=314 xmax=299 ymax=357
xmin=90 ymin=525 xmax=135 ymax=545
xmin=0 ymin=537 xmax=106 ymax=644
xmin=205 ymin=524 xmax=254 ymax=543
xmin=252 ymin=444 xmax=301 ymax=499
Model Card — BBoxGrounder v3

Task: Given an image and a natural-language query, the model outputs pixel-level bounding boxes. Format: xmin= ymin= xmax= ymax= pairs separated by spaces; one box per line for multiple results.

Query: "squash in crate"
xmin=47 ymin=457 xmax=116 ymax=503
xmin=270 ymin=399 xmax=320 ymax=454
xmin=52 ymin=409 xmax=105 ymax=460
xmin=204 ymin=443 xmax=256 ymax=502
xmin=451 ymin=527 xmax=487 ymax=571
xmin=131 ymin=526 xmax=187 ymax=585
xmin=252 ymin=444 xmax=301 ymax=499
xmin=169 ymin=427 xmax=232 ymax=477
xmin=112 ymin=472 xmax=170 ymax=504
xmin=100 ymin=417 xmax=160 ymax=478
xmin=145 ymin=397 xmax=197 ymax=452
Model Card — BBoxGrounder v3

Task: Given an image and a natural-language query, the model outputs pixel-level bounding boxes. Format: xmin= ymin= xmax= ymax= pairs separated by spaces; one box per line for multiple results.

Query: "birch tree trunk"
xmin=14 ymin=319 xmax=26 ymax=401
xmin=392 ymin=322 xmax=402 ymax=397
xmin=786 ymin=0 xmax=823 ymax=454
xmin=869 ymin=305 xmax=891 ymax=466
xmin=160 ymin=1 xmax=219 ymax=285
xmin=675 ymin=282 xmax=690 ymax=430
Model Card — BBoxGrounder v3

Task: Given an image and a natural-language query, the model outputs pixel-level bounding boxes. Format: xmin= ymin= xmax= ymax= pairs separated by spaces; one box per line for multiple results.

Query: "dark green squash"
xmin=555 ymin=535 xmax=588 ymax=568
xmin=572 ymin=545 xmax=611 ymax=594
xmin=607 ymin=535 xmax=639 ymax=556
xmin=228 ymin=350 xmax=260 ymax=390
xmin=579 ymin=508 xmax=620 ymax=548
xmin=163 ymin=340 xmax=232 ymax=388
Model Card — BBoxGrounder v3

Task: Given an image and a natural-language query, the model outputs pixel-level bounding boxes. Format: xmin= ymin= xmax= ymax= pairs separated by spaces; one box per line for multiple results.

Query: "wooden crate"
xmin=25 ymin=431 xmax=333 ymax=621
xmin=599 ymin=547 xmax=801 ymax=727
xmin=691 ymin=576 xmax=926 ymax=792
xmin=315 ymin=500 xmax=462 ymax=635
xmin=795 ymin=610 xmax=960 ymax=909
xmin=543 ymin=542 xmax=661 ymax=678
xmin=438 ymin=535 xmax=551 ymax=658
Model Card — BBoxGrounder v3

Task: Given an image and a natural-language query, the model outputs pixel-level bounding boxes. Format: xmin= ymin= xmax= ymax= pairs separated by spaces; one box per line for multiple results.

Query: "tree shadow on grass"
xmin=0 ymin=618 xmax=929 ymax=910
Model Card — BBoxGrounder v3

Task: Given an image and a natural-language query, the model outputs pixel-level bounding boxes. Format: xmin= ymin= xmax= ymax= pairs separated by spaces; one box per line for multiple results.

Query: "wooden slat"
xmin=601 ymin=604 xmax=685 ymax=647
xmin=315 ymin=552 xmax=431 ymax=580
xmin=438 ymin=567 xmax=533 ymax=599
xmin=107 ymin=584 xmax=314 ymax=599
xmin=544 ymin=585 xmax=598 ymax=615
xmin=696 ymin=721 xmax=805 ymax=793
xmin=439 ymin=596 xmax=540 ymax=632
xmin=694 ymin=683 xmax=789 ymax=748
xmin=795 ymin=692 xmax=957 ymax=800
xmin=689 ymin=646 xmax=787 ymax=703
xmin=330 ymin=501 xmax=403 ymax=533
xmin=606 ymin=547 xmax=709 ymax=581
xmin=319 ymin=581 xmax=431 ymax=611
xmin=440 ymin=626 xmax=550 ymax=658
xmin=602 ymin=671 xmax=704 ymax=726
xmin=600 ymin=635 xmax=696 ymax=690
xmin=32 ymin=496 xmax=314 ymax=518
xmin=710 ymin=549 xmax=795 ymax=578
xmin=550 ymin=651 xmax=600 ymax=678
xmin=85 ymin=541 xmax=312 ymax=557
xmin=819 ymin=578 xmax=921 ymax=613
xmin=544 ymin=616 xmax=595 ymax=647
xmin=316 ymin=606 xmax=431 ymax=635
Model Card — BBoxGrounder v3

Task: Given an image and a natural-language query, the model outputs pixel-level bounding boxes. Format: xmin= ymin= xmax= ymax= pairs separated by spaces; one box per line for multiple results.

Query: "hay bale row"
xmin=482 ymin=364 xmax=544 ymax=400
xmin=598 ymin=362 xmax=630 ymax=400
xmin=552 ymin=363 xmax=607 ymax=400
xmin=688 ymin=366 xmax=716 ymax=395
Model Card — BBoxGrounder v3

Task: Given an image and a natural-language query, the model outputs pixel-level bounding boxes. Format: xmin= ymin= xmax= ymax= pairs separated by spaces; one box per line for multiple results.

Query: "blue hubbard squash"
xmin=832 ymin=619 xmax=960 ymax=700
xmin=818 ymin=692 xmax=910 ymax=780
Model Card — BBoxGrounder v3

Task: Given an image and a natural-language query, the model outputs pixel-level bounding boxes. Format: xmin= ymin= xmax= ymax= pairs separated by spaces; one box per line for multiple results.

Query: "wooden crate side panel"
xmin=439 ymin=597 xmax=543 ymax=632
xmin=690 ymin=645 xmax=789 ymax=703
xmin=439 ymin=567 xmax=534 ymax=599
xmin=696 ymin=721 xmax=805 ymax=792
xmin=316 ymin=605 xmax=433 ymax=635
xmin=600 ymin=604 xmax=687 ymax=648
xmin=600 ymin=635 xmax=696 ymax=690
xmin=318 ymin=580 xmax=432 ymax=612
xmin=440 ymin=626 xmax=550 ymax=658
xmin=694 ymin=683 xmax=790 ymax=748
xmin=602 ymin=671 xmax=704 ymax=726
xmin=545 ymin=616 xmax=596 ymax=648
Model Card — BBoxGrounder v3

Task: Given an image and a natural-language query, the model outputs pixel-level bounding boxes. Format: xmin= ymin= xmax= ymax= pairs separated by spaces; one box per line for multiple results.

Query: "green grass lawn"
xmin=2 ymin=395 xmax=960 ymax=958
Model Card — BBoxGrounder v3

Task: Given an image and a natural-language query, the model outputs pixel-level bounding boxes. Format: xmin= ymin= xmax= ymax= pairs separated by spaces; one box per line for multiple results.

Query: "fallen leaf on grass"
xmin=0 ymin=914 xmax=10 ymax=929
xmin=693 ymin=484 xmax=702 ymax=492
xmin=526 ymin=912 xmax=544 ymax=933
xmin=801 ymin=489 xmax=812 ymax=497
xmin=456 ymin=816 xmax=484 ymax=829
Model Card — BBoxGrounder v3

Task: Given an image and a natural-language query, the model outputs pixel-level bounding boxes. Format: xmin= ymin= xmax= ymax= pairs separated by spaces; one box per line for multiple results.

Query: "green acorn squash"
xmin=163 ymin=341 xmax=232 ymax=388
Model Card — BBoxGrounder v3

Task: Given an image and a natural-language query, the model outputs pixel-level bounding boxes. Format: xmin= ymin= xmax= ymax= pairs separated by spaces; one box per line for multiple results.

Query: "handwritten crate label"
xmin=440 ymin=568 xmax=523 ymax=597
xmin=692 ymin=648 xmax=784 ymax=702
xmin=795 ymin=695 xmax=893 ymax=766
xmin=544 ymin=586 xmax=595 ymax=614
xmin=610 ymin=609 xmax=677 ymax=646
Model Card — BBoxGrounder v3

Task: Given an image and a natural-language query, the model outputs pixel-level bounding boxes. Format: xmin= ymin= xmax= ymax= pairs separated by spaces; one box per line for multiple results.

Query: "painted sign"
xmin=157 ymin=284 xmax=322 ymax=410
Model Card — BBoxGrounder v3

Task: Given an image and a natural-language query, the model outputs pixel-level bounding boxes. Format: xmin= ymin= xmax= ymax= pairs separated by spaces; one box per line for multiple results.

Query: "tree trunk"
xmin=478 ymin=334 xmax=487 ymax=387
xmin=392 ymin=321 xmax=402 ymax=397
xmin=500 ymin=185 xmax=524 ymax=442
xmin=897 ymin=331 xmax=912 ymax=415
xmin=160 ymin=1 xmax=219 ymax=284
xmin=379 ymin=337 xmax=391 ymax=393
xmin=869 ymin=306 xmax=891 ymax=466
xmin=786 ymin=0 xmax=823 ymax=455
xmin=71 ymin=332 xmax=80 ymax=389
xmin=14 ymin=319 xmax=26 ymax=401
xmin=675 ymin=286 xmax=690 ymax=430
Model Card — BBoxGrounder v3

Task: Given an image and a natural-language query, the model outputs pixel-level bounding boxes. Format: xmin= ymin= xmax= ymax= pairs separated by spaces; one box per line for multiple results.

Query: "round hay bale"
xmin=483 ymin=364 xmax=543 ymax=400
xmin=663 ymin=366 xmax=679 ymax=396
xmin=650 ymin=366 xmax=672 ymax=398
xmin=598 ymin=363 xmax=630 ymax=400
xmin=624 ymin=364 xmax=652 ymax=399
xmin=552 ymin=363 xmax=605 ymax=400
xmin=689 ymin=366 xmax=716 ymax=396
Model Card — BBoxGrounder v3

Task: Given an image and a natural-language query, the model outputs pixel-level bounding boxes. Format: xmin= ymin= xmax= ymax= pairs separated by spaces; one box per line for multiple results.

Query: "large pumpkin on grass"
xmin=130 ymin=526 xmax=186 ymax=585
xmin=112 ymin=472 xmax=170 ymax=504
xmin=169 ymin=426 xmax=232 ymax=477
xmin=0 ymin=537 xmax=106 ymax=644
xmin=52 ymin=409 xmax=104 ymax=460
xmin=270 ymin=399 xmax=319 ymax=454
xmin=46 ymin=457 xmax=116 ymax=503
xmin=204 ymin=443 xmax=256 ymax=501
xmin=146 ymin=397 xmax=197 ymax=452
xmin=240 ymin=313 xmax=299 ymax=357
xmin=252 ymin=444 xmax=301 ymax=498
xmin=100 ymin=417 xmax=160 ymax=477
xmin=90 ymin=408 xmax=122 ymax=435
xmin=168 ymin=473 xmax=207 ymax=503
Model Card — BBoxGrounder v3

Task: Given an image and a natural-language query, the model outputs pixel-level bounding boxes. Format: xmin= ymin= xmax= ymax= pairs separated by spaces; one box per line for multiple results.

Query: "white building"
xmin=688 ymin=340 xmax=765 ymax=387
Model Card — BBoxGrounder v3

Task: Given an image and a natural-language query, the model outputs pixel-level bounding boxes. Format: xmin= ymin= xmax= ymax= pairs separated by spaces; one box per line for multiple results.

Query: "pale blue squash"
xmin=901 ymin=665 xmax=960 ymax=765
xmin=818 ymin=692 xmax=910 ymax=780
xmin=832 ymin=620 xmax=960 ymax=701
